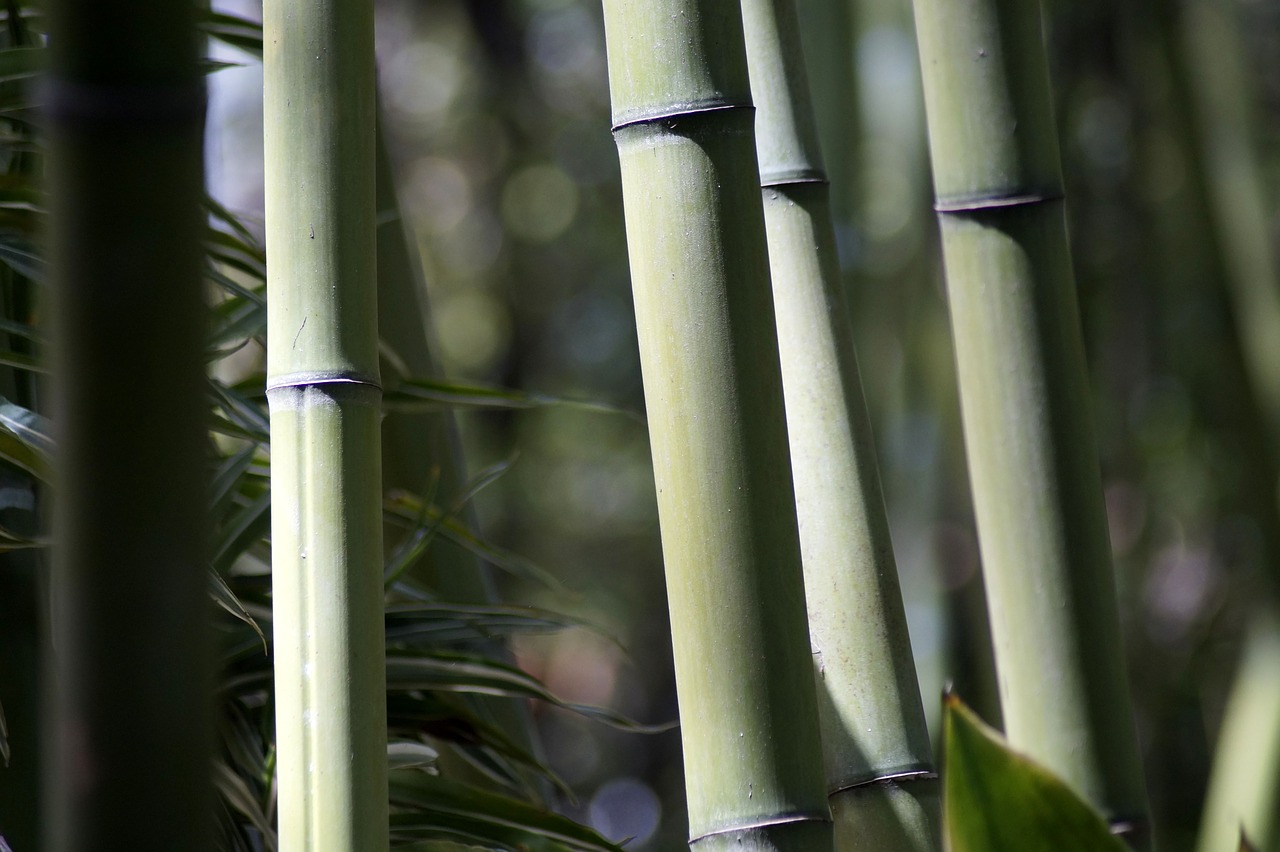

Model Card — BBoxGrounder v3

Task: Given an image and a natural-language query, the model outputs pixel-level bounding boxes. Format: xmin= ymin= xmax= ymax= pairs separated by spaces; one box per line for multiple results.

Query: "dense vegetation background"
xmin=57 ymin=0 xmax=1280 ymax=847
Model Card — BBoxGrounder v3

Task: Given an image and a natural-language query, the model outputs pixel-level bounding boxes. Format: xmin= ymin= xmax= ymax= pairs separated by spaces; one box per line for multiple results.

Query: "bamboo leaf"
xmin=211 ymin=444 xmax=261 ymax=518
xmin=386 ymin=649 xmax=670 ymax=734
xmin=385 ymin=377 xmax=639 ymax=422
xmin=388 ymin=740 xmax=440 ymax=774
xmin=211 ymin=489 xmax=271 ymax=575
xmin=0 ymin=395 xmax=52 ymax=457
xmin=385 ymin=456 xmax=515 ymax=588
xmin=0 ymin=46 xmax=43 ymax=84
xmin=943 ymin=692 xmax=1126 ymax=852
xmin=384 ymin=602 xmax=594 ymax=646
xmin=386 ymin=492 xmax=567 ymax=592
xmin=0 ymin=419 xmax=48 ymax=482
xmin=388 ymin=771 xmax=625 ymax=852
xmin=210 ymin=568 xmax=266 ymax=654
xmin=0 ymin=231 xmax=42 ymax=279
xmin=201 ymin=9 xmax=263 ymax=59
xmin=214 ymin=760 xmax=278 ymax=852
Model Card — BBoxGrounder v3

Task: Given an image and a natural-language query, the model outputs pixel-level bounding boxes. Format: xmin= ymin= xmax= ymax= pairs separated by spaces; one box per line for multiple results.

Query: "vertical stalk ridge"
xmin=46 ymin=1 xmax=212 ymax=849
xmin=740 ymin=0 xmax=939 ymax=848
xmin=264 ymin=2 xmax=388 ymax=849
xmin=907 ymin=0 xmax=1151 ymax=843
xmin=601 ymin=1 xmax=833 ymax=848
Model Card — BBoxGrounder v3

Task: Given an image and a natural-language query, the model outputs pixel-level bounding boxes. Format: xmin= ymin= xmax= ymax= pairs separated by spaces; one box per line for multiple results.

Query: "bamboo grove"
xmin=0 ymin=0 xmax=1276 ymax=850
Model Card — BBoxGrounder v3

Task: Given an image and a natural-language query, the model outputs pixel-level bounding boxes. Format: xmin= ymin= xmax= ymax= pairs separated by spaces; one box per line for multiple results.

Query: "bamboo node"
xmin=687 ymin=810 xmax=833 ymax=844
xmin=933 ymin=191 xmax=1063 ymax=214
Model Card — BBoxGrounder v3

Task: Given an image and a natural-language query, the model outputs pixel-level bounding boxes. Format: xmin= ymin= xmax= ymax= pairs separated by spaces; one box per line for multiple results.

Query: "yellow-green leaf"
xmin=944 ymin=693 xmax=1127 ymax=852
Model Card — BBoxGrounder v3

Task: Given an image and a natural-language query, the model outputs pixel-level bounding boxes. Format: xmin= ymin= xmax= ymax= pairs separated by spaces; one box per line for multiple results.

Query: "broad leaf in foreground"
xmin=943 ymin=692 xmax=1126 ymax=852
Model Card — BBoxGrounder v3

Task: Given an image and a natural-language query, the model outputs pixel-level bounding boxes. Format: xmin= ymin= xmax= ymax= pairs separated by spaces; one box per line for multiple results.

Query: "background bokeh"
xmin=206 ymin=1 xmax=1280 ymax=848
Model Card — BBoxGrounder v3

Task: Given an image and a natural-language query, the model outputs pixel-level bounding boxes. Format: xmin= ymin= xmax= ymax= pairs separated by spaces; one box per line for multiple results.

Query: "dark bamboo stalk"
xmin=46 ymin=1 xmax=212 ymax=848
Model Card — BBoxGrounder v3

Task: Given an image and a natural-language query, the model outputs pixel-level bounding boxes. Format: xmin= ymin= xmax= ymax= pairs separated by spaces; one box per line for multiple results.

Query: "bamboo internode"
xmin=909 ymin=0 xmax=1151 ymax=843
xmin=602 ymin=0 xmax=834 ymax=848
xmin=264 ymin=1 xmax=389 ymax=848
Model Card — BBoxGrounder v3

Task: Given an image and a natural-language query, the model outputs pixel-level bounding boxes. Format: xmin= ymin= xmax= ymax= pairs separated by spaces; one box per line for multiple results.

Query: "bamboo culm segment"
xmin=264 ymin=0 xmax=388 ymax=849
xmin=911 ymin=0 xmax=1150 ymax=841
xmin=612 ymin=111 xmax=831 ymax=847
xmin=268 ymin=385 xmax=388 ymax=850
xmin=604 ymin=0 xmax=833 ymax=839
xmin=740 ymin=0 xmax=939 ymax=846
xmin=47 ymin=2 xmax=212 ymax=849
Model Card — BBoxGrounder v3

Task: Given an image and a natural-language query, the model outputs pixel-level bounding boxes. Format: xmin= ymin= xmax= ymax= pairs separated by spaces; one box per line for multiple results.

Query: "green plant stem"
xmin=601 ymin=0 xmax=833 ymax=848
xmin=740 ymin=0 xmax=938 ymax=848
xmin=1195 ymin=612 xmax=1280 ymax=852
xmin=907 ymin=0 xmax=1151 ymax=844
xmin=46 ymin=1 xmax=212 ymax=849
xmin=264 ymin=1 xmax=388 ymax=848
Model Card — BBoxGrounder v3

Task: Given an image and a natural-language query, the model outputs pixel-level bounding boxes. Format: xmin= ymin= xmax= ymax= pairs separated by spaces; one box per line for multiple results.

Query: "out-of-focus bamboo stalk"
xmin=907 ymin=0 xmax=1151 ymax=844
xmin=46 ymin=0 xmax=212 ymax=848
xmin=264 ymin=1 xmax=388 ymax=848
xmin=1195 ymin=612 xmax=1280 ymax=852
xmin=740 ymin=0 xmax=938 ymax=848
xmin=600 ymin=0 xmax=834 ymax=848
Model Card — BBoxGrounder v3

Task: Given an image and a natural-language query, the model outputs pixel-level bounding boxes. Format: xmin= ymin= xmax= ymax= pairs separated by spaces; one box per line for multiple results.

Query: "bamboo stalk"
xmin=264 ymin=1 xmax=388 ymax=849
xmin=907 ymin=0 xmax=1151 ymax=844
xmin=1195 ymin=612 xmax=1280 ymax=852
xmin=739 ymin=0 xmax=938 ymax=849
xmin=600 ymin=1 xmax=833 ymax=849
xmin=46 ymin=1 xmax=212 ymax=849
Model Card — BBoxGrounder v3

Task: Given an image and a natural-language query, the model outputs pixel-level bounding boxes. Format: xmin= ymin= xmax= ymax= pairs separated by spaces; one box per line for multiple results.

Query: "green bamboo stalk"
xmin=1195 ymin=612 xmax=1280 ymax=852
xmin=46 ymin=1 xmax=212 ymax=849
xmin=264 ymin=1 xmax=388 ymax=849
xmin=739 ymin=0 xmax=938 ymax=849
xmin=1176 ymin=0 xmax=1280 ymax=444
xmin=601 ymin=1 xmax=833 ymax=849
xmin=907 ymin=0 xmax=1151 ymax=844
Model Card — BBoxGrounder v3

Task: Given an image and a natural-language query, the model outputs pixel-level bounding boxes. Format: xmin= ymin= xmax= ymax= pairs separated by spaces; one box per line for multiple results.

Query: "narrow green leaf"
xmin=0 ymin=46 xmax=44 ymax=84
xmin=943 ymin=693 xmax=1126 ymax=852
xmin=0 ymin=396 xmax=52 ymax=457
xmin=0 ymin=421 xmax=48 ymax=481
xmin=200 ymin=9 xmax=263 ymax=58
xmin=205 ymin=196 xmax=262 ymax=248
xmin=0 ymin=231 xmax=43 ymax=279
xmin=211 ymin=489 xmax=271 ymax=575
xmin=0 ymin=348 xmax=39 ymax=373
xmin=388 ymin=740 xmax=440 ymax=774
xmin=210 ymin=568 xmax=267 ymax=653
xmin=388 ymin=771 xmax=625 ymax=852
xmin=385 ymin=492 xmax=566 ymax=592
xmin=0 ymin=317 xmax=42 ymax=346
xmin=386 ymin=649 xmax=670 ymax=734
xmin=213 ymin=760 xmax=278 ymax=851
xmin=384 ymin=377 xmax=639 ymax=422
xmin=384 ymin=456 xmax=515 ymax=588
xmin=211 ymin=444 xmax=261 ymax=518
xmin=384 ymin=602 xmax=593 ymax=646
